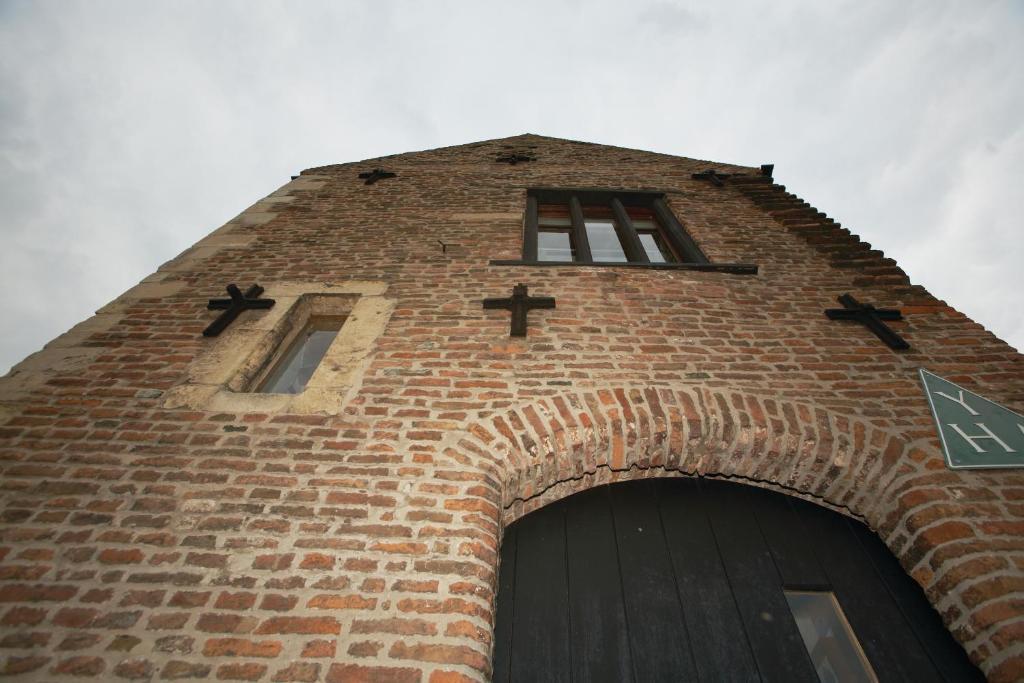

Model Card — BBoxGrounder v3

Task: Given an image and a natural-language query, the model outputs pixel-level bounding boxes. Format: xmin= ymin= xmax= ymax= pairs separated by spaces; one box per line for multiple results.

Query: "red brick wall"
xmin=0 ymin=134 xmax=1022 ymax=681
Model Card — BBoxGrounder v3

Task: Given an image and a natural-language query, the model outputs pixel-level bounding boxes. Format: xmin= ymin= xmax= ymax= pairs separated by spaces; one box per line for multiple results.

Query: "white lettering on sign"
xmin=947 ymin=423 xmax=1016 ymax=454
xmin=934 ymin=390 xmax=980 ymax=416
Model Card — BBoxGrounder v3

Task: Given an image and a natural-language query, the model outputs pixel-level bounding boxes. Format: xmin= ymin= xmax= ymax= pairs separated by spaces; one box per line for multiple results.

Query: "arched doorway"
xmin=492 ymin=478 xmax=981 ymax=682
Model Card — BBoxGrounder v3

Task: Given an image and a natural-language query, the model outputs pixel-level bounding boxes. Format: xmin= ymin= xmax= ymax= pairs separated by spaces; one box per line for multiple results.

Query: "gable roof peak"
xmin=302 ymin=133 xmax=756 ymax=174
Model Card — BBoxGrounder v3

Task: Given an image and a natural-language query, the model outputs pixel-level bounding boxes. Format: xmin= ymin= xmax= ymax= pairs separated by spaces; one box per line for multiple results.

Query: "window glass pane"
xmin=638 ymin=232 xmax=676 ymax=263
xmin=785 ymin=591 xmax=877 ymax=683
xmin=538 ymin=231 xmax=574 ymax=261
xmin=585 ymin=220 xmax=627 ymax=262
xmin=259 ymin=318 xmax=343 ymax=394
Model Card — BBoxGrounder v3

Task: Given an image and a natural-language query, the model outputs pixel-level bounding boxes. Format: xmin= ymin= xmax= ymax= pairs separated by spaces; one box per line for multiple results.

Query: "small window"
xmin=634 ymin=218 xmax=677 ymax=263
xmin=582 ymin=205 xmax=628 ymax=263
xmin=785 ymin=591 xmax=877 ymax=683
xmin=522 ymin=188 xmax=707 ymax=265
xmin=162 ymin=284 xmax=395 ymax=415
xmin=537 ymin=231 xmax=575 ymax=261
xmin=537 ymin=209 xmax=576 ymax=262
xmin=258 ymin=317 xmax=345 ymax=394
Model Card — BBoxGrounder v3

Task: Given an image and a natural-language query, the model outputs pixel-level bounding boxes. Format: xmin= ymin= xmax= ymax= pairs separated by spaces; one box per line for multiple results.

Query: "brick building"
xmin=0 ymin=134 xmax=1021 ymax=681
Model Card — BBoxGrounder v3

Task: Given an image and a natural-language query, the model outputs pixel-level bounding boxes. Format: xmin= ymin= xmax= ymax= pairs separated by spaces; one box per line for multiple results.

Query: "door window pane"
xmin=785 ymin=591 xmax=877 ymax=683
xmin=585 ymin=220 xmax=627 ymax=262
xmin=538 ymin=231 xmax=574 ymax=261
xmin=259 ymin=318 xmax=344 ymax=394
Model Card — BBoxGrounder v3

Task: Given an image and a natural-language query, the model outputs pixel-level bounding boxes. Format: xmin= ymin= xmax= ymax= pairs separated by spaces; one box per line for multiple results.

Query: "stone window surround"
xmin=162 ymin=281 xmax=393 ymax=415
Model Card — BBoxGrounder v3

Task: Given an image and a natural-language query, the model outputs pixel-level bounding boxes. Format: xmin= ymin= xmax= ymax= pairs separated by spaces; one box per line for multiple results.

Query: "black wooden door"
xmin=492 ymin=478 xmax=982 ymax=682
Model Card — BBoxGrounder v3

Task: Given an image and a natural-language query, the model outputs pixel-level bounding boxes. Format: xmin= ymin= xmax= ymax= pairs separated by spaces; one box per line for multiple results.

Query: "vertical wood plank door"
xmin=492 ymin=478 xmax=982 ymax=683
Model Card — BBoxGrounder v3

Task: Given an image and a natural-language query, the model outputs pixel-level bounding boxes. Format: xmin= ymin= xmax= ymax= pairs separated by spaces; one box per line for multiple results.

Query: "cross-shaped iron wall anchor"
xmin=825 ymin=293 xmax=909 ymax=350
xmin=358 ymin=169 xmax=396 ymax=185
xmin=203 ymin=284 xmax=275 ymax=337
xmin=483 ymin=283 xmax=555 ymax=337
xmin=495 ymin=153 xmax=535 ymax=165
xmin=692 ymin=169 xmax=731 ymax=187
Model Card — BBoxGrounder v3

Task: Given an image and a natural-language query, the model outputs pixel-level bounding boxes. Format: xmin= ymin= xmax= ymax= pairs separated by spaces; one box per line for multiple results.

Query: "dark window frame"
xmin=530 ymin=188 xmax=707 ymax=264
xmin=495 ymin=187 xmax=757 ymax=274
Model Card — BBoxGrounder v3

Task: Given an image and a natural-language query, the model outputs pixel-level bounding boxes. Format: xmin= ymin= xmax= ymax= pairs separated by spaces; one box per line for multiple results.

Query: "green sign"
xmin=920 ymin=369 xmax=1024 ymax=470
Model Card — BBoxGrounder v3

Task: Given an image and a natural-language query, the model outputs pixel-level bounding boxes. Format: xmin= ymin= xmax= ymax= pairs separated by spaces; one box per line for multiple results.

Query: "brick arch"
xmin=453 ymin=385 xmax=1023 ymax=679
xmin=464 ymin=386 xmax=913 ymax=527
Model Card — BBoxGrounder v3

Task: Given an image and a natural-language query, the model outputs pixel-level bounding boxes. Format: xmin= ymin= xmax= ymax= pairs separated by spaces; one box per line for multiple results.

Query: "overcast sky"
xmin=1 ymin=1 xmax=1021 ymax=375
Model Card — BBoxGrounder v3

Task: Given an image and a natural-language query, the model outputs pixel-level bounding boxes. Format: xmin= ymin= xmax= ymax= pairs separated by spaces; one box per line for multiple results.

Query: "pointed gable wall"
xmin=0 ymin=134 xmax=1021 ymax=681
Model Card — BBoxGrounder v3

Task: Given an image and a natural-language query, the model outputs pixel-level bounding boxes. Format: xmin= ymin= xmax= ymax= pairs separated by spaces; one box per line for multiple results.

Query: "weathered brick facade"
xmin=0 ymin=134 xmax=1021 ymax=681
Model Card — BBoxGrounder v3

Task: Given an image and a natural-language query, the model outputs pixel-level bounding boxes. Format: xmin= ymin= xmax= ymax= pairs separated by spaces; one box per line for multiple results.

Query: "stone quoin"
xmin=0 ymin=134 xmax=1021 ymax=681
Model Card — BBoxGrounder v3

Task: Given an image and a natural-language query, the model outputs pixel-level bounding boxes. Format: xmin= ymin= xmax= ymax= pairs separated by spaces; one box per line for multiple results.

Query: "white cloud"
xmin=1 ymin=0 xmax=1021 ymax=373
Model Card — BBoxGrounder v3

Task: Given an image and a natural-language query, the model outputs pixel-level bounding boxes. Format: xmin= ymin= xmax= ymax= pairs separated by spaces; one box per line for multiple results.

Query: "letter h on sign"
xmin=920 ymin=369 xmax=1024 ymax=469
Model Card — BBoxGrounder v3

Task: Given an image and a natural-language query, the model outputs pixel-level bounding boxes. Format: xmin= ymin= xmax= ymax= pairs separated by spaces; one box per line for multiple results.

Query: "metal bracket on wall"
xmin=358 ymin=169 xmax=397 ymax=185
xmin=203 ymin=284 xmax=276 ymax=337
xmin=496 ymin=152 xmax=535 ymax=165
xmin=483 ymin=283 xmax=555 ymax=337
xmin=692 ymin=169 xmax=731 ymax=187
xmin=824 ymin=293 xmax=910 ymax=350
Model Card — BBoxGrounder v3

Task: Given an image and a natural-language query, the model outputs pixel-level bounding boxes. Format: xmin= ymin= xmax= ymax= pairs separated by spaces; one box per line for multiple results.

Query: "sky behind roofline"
xmin=0 ymin=0 xmax=1021 ymax=375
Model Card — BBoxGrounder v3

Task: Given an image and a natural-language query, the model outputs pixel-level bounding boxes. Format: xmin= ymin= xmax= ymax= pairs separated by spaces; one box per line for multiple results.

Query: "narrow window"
xmin=537 ymin=230 xmax=575 ymax=261
xmin=582 ymin=205 xmax=628 ymax=263
xmin=634 ymin=218 xmax=677 ymax=263
xmin=258 ymin=317 xmax=345 ymax=394
xmin=785 ymin=591 xmax=877 ymax=683
xmin=537 ymin=205 xmax=576 ymax=262
xmin=584 ymin=219 xmax=628 ymax=262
